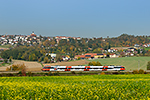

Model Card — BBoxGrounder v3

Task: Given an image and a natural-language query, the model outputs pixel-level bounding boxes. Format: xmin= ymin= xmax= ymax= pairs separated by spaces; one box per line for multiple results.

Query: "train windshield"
xmin=43 ymin=67 xmax=54 ymax=69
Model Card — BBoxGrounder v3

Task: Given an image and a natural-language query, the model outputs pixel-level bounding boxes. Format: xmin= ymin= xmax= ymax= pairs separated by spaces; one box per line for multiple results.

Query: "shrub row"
xmin=0 ymin=69 xmax=148 ymax=77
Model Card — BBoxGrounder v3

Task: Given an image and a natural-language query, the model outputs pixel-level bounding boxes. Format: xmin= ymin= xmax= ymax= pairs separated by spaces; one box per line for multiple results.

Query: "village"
xmin=0 ymin=32 xmax=149 ymax=63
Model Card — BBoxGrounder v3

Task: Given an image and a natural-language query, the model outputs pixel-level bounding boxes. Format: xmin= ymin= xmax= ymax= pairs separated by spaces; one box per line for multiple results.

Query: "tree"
xmin=32 ymin=53 xmax=37 ymax=61
xmin=21 ymin=52 xmax=29 ymax=61
xmin=1 ymin=51 xmax=9 ymax=59
xmin=88 ymin=61 xmax=102 ymax=66
xmin=18 ymin=53 xmax=22 ymax=60
xmin=47 ymin=54 xmax=52 ymax=59
xmin=56 ymin=54 xmax=62 ymax=62
xmin=93 ymin=48 xmax=102 ymax=53
xmin=4 ymin=59 xmax=8 ymax=63
xmin=88 ymin=62 xmax=93 ymax=66
xmin=147 ymin=61 xmax=150 ymax=70
xmin=44 ymin=57 xmax=49 ymax=63
xmin=142 ymin=48 xmax=146 ymax=56
xmin=43 ymin=40 xmax=51 ymax=47
xmin=96 ymin=61 xmax=102 ymax=66
xmin=29 ymin=54 xmax=33 ymax=61
xmin=9 ymin=56 xmax=13 ymax=62
xmin=137 ymin=49 xmax=140 ymax=54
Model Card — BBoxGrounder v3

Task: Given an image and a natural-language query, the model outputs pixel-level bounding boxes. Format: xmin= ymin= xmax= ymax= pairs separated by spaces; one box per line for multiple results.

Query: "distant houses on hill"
xmin=75 ymin=53 xmax=107 ymax=59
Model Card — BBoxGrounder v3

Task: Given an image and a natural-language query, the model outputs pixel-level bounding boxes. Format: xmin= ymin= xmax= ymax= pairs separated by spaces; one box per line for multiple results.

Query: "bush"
xmin=77 ymin=57 xmax=81 ymax=60
xmin=4 ymin=59 xmax=8 ymax=63
xmin=48 ymin=72 xmax=52 ymax=76
xmin=88 ymin=61 xmax=102 ymax=66
xmin=147 ymin=61 xmax=150 ymax=70
xmin=139 ymin=69 xmax=145 ymax=74
xmin=18 ymin=71 xmax=22 ymax=75
xmin=88 ymin=62 xmax=93 ymax=66
xmin=21 ymin=65 xmax=26 ymax=76
xmin=100 ymin=72 xmax=105 ymax=75
xmin=27 ymin=71 xmax=33 ymax=76
xmin=54 ymin=72 xmax=60 ymax=76
xmin=71 ymin=71 xmax=76 ymax=74
xmin=96 ymin=61 xmax=102 ymax=66
xmin=132 ymin=69 xmax=145 ymax=74
xmin=7 ymin=63 xmax=26 ymax=71
xmin=132 ymin=70 xmax=139 ymax=74
xmin=126 ymin=71 xmax=131 ymax=74
xmin=6 ymin=67 xmax=10 ymax=71
xmin=6 ymin=73 xmax=14 ymax=77
xmin=9 ymin=56 xmax=13 ymax=62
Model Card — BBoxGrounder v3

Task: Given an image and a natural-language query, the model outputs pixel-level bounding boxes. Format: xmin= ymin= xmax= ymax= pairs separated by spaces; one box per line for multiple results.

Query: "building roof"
xmin=85 ymin=53 xmax=97 ymax=55
xmin=75 ymin=55 xmax=85 ymax=58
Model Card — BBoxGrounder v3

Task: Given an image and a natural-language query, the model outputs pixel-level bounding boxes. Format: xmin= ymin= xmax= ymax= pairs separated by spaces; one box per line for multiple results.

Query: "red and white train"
xmin=42 ymin=65 xmax=125 ymax=71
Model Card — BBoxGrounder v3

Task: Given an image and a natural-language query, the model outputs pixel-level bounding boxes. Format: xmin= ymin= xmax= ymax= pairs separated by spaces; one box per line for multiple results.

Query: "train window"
xmin=44 ymin=67 xmax=52 ymax=69
xmin=92 ymin=68 xmax=98 ymax=69
xmin=50 ymin=67 xmax=54 ymax=69
xmin=114 ymin=67 xmax=124 ymax=68
xmin=106 ymin=68 xmax=113 ymax=69
xmin=74 ymin=68 xmax=81 ymax=69
xmin=58 ymin=68 xmax=66 ymax=69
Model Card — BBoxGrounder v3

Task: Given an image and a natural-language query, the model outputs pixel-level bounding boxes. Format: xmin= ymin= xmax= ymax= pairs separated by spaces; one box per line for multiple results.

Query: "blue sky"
xmin=0 ymin=0 xmax=150 ymax=38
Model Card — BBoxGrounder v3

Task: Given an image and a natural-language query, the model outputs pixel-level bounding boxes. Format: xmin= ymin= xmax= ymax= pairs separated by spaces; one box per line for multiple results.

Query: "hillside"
xmin=89 ymin=57 xmax=150 ymax=71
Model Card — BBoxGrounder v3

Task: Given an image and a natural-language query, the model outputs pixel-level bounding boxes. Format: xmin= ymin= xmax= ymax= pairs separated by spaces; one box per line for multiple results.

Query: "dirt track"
xmin=0 ymin=59 xmax=89 ymax=72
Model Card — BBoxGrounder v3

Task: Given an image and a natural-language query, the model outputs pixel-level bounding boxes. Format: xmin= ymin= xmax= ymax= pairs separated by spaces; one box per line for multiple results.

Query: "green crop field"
xmin=1 ymin=75 xmax=150 ymax=99
xmin=89 ymin=57 xmax=150 ymax=71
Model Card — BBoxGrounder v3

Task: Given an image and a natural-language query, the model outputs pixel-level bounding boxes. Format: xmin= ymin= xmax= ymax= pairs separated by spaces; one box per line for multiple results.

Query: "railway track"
xmin=1 ymin=70 xmax=150 ymax=74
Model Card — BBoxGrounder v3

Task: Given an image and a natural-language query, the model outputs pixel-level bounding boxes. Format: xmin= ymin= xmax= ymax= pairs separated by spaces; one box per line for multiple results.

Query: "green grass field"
xmin=145 ymin=47 xmax=150 ymax=51
xmin=0 ymin=44 xmax=11 ymax=48
xmin=89 ymin=57 xmax=150 ymax=71
xmin=1 ymin=75 xmax=150 ymax=99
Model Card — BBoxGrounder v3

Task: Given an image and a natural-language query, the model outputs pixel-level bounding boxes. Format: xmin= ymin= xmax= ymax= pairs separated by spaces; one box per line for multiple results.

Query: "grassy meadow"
xmin=1 ymin=75 xmax=150 ymax=99
xmin=0 ymin=44 xmax=11 ymax=48
xmin=89 ymin=57 xmax=150 ymax=71
xmin=145 ymin=47 xmax=150 ymax=51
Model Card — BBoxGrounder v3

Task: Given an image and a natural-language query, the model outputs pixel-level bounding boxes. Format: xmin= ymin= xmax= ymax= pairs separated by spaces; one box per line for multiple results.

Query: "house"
xmin=143 ymin=43 xmax=150 ymax=47
xmin=45 ymin=53 xmax=56 ymax=58
xmin=75 ymin=53 xmax=106 ymax=59
xmin=108 ymin=49 xmax=114 ymax=53
xmin=85 ymin=53 xmax=97 ymax=59
xmin=30 ymin=32 xmax=36 ymax=37
xmin=109 ymin=54 xmax=118 ymax=58
xmin=128 ymin=47 xmax=136 ymax=52
xmin=125 ymin=52 xmax=134 ymax=56
xmin=75 ymin=55 xmax=85 ymax=59
xmin=134 ymin=44 xmax=140 ymax=47
xmin=94 ymin=54 xmax=104 ymax=58
xmin=62 ymin=57 xmax=70 ymax=61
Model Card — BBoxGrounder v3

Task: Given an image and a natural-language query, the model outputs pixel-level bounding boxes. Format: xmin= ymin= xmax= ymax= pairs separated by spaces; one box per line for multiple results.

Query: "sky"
xmin=0 ymin=0 xmax=150 ymax=38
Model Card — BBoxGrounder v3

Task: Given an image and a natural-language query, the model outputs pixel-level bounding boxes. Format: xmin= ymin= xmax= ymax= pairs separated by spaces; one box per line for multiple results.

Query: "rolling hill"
xmin=89 ymin=57 xmax=150 ymax=71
